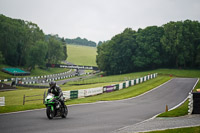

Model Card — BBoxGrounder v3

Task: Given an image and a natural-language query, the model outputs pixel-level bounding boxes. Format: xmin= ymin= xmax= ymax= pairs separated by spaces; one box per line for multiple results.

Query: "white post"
xmin=0 ymin=97 xmax=5 ymax=106
xmin=188 ymin=92 xmax=193 ymax=115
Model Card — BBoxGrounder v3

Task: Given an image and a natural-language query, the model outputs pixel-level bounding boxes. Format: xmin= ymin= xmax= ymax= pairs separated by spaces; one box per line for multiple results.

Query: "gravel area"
xmin=113 ymin=115 xmax=200 ymax=133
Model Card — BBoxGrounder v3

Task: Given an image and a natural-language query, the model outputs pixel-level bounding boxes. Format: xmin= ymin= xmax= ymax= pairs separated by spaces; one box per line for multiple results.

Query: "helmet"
xmin=49 ymin=81 xmax=56 ymax=88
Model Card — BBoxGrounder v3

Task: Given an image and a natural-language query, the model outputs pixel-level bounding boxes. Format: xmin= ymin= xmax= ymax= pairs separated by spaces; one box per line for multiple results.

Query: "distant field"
xmin=67 ymin=44 xmax=97 ymax=66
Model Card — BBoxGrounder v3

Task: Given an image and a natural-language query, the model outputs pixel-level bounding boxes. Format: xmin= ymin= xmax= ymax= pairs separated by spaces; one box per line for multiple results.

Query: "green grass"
xmin=0 ymin=88 xmax=46 ymax=106
xmin=65 ymin=71 xmax=155 ymax=86
xmin=61 ymin=82 xmax=121 ymax=91
xmin=149 ymin=69 xmax=200 ymax=78
xmin=158 ymin=100 xmax=189 ymax=117
xmin=68 ymin=69 xmax=200 ymax=86
xmin=67 ymin=44 xmax=97 ymax=66
xmin=145 ymin=126 xmax=200 ymax=133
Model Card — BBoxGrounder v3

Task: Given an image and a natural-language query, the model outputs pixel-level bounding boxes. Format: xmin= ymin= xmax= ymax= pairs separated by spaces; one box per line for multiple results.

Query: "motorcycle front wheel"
xmin=61 ymin=105 xmax=68 ymax=118
xmin=46 ymin=106 xmax=54 ymax=119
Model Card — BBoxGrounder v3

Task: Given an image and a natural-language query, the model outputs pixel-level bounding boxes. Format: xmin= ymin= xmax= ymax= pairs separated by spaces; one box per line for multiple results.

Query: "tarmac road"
xmin=0 ymin=78 xmax=198 ymax=133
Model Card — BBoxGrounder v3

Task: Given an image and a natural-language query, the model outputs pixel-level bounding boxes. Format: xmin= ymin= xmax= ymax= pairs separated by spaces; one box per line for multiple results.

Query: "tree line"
xmin=96 ymin=20 xmax=200 ymax=75
xmin=65 ymin=37 xmax=97 ymax=47
xmin=0 ymin=15 xmax=67 ymax=71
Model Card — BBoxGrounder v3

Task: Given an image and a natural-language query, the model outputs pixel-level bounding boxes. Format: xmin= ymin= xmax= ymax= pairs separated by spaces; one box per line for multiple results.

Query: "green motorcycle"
xmin=45 ymin=93 xmax=68 ymax=119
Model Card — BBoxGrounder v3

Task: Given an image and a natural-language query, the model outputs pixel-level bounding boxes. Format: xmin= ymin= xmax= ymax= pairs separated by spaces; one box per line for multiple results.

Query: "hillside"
xmin=66 ymin=44 xmax=97 ymax=66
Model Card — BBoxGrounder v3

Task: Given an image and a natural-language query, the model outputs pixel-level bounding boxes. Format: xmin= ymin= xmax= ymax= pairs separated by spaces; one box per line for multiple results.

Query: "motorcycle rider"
xmin=47 ymin=81 xmax=65 ymax=108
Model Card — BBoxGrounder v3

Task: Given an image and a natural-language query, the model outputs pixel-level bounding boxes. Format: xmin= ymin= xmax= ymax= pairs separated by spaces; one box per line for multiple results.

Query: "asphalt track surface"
xmin=0 ymin=78 xmax=198 ymax=133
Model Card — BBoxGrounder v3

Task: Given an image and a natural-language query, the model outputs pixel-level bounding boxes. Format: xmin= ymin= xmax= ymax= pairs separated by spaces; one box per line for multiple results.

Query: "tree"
xmin=26 ymin=40 xmax=48 ymax=70
xmin=161 ymin=21 xmax=185 ymax=68
xmin=0 ymin=51 xmax=4 ymax=64
xmin=97 ymin=28 xmax=138 ymax=74
xmin=136 ymin=26 xmax=164 ymax=69
xmin=0 ymin=15 xmax=68 ymax=70
xmin=47 ymin=37 xmax=65 ymax=64
xmin=161 ymin=20 xmax=200 ymax=68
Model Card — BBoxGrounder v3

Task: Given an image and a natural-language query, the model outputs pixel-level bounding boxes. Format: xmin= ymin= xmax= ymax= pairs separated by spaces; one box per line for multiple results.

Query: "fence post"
xmin=43 ymin=90 xmax=46 ymax=104
xmin=23 ymin=94 xmax=25 ymax=105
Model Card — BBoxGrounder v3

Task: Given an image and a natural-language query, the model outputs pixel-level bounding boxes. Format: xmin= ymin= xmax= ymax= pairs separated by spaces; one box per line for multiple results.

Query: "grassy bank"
xmin=67 ymin=44 xmax=97 ymax=66
xmin=146 ymin=126 xmax=200 ymax=133
xmin=149 ymin=69 xmax=200 ymax=78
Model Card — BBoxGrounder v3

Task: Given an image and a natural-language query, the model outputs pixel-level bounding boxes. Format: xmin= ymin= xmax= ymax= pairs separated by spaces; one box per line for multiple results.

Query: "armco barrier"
xmin=62 ymin=73 xmax=157 ymax=100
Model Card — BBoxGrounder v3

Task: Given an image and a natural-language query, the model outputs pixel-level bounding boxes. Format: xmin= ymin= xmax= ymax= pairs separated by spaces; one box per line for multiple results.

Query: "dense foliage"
xmin=0 ymin=15 xmax=67 ymax=71
xmin=96 ymin=20 xmax=200 ymax=75
xmin=65 ymin=37 xmax=97 ymax=47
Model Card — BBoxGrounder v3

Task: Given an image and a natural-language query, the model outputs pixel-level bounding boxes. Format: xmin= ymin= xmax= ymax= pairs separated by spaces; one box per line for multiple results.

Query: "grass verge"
xmin=145 ymin=126 xmax=200 ymax=133
xmin=158 ymin=100 xmax=189 ymax=117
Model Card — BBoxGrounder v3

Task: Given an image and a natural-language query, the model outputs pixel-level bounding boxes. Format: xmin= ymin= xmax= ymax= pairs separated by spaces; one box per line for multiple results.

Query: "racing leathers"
xmin=47 ymin=85 xmax=65 ymax=107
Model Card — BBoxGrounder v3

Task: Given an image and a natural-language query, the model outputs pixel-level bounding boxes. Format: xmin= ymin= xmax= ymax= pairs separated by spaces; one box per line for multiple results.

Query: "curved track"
xmin=0 ymin=78 xmax=198 ymax=133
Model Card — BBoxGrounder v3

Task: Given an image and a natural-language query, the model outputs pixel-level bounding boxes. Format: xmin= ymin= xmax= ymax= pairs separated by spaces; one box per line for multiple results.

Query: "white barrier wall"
xmin=131 ymin=80 xmax=134 ymax=86
xmin=126 ymin=81 xmax=129 ymax=88
xmin=0 ymin=97 xmax=5 ymax=106
xmin=62 ymin=73 xmax=157 ymax=100
xmin=144 ymin=76 xmax=146 ymax=82
xmin=63 ymin=91 xmax=70 ymax=100
xmin=84 ymin=87 xmax=103 ymax=97
xmin=119 ymin=83 xmax=123 ymax=90
xmin=140 ymin=77 xmax=143 ymax=83
xmin=78 ymin=89 xmax=85 ymax=98
xmin=136 ymin=78 xmax=139 ymax=84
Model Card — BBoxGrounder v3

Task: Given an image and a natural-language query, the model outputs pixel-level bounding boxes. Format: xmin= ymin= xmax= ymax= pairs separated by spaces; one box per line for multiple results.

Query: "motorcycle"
xmin=45 ymin=93 xmax=68 ymax=119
